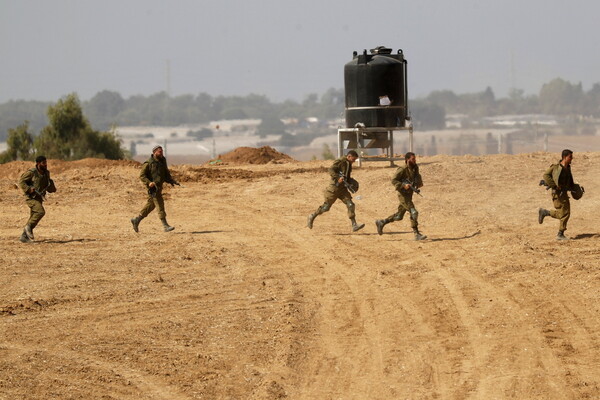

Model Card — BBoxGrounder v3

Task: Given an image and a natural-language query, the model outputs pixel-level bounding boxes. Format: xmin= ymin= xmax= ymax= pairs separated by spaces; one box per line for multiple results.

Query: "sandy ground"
xmin=1 ymin=153 xmax=599 ymax=399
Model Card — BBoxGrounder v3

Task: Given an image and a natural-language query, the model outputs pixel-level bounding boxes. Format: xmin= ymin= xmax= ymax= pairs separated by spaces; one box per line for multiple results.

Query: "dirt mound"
xmin=211 ymin=146 xmax=295 ymax=165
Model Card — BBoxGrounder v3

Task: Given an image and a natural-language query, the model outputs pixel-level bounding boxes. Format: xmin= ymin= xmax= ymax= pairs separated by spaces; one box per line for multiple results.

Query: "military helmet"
xmin=571 ymin=183 xmax=585 ymax=200
xmin=347 ymin=177 xmax=359 ymax=193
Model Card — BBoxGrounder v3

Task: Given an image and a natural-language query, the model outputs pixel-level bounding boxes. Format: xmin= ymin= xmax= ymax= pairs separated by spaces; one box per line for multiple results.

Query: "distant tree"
xmin=84 ymin=90 xmax=125 ymax=130
xmin=539 ymin=78 xmax=585 ymax=115
xmin=321 ymin=143 xmax=335 ymax=160
xmin=410 ymin=101 xmax=446 ymax=129
xmin=0 ymin=100 xmax=49 ymax=142
xmin=256 ymin=115 xmax=286 ymax=138
xmin=221 ymin=107 xmax=248 ymax=120
xmin=0 ymin=121 xmax=34 ymax=163
xmin=585 ymin=83 xmax=600 ymax=116
xmin=34 ymin=93 xmax=125 ymax=160
xmin=426 ymin=90 xmax=459 ymax=111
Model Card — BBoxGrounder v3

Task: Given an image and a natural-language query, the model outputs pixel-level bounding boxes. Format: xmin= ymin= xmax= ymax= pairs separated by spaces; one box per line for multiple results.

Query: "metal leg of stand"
xmin=389 ymin=130 xmax=395 ymax=167
xmin=356 ymin=130 xmax=362 ymax=167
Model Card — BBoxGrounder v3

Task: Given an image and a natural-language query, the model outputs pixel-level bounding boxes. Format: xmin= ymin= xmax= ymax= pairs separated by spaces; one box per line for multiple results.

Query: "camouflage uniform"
xmin=18 ymin=166 xmax=57 ymax=238
xmin=307 ymin=156 xmax=364 ymax=231
xmin=387 ymin=164 xmax=423 ymax=228
xmin=542 ymin=162 xmax=574 ymax=232
xmin=131 ymin=155 xmax=177 ymax=232
xmin=375 ymin=163 xmax=426 ymax=239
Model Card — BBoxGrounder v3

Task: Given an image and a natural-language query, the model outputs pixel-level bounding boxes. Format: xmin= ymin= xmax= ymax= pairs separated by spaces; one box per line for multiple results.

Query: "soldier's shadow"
xmin=175 ymin=230 xmax=226 ymax=235
xmin=572 ymin=233 xmax=600 ymax=240
xmin=334 ymin=230 xmax=411 ymax=236
xmin=38 ymin=238 xmax=97 ymax=244
xmin=427 ymin=230 xmax=481 ymax=242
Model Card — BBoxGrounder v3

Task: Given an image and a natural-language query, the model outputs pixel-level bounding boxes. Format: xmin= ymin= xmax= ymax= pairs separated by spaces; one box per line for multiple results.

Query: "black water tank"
xmin=344 ymin=46 xmax=408 ymax=128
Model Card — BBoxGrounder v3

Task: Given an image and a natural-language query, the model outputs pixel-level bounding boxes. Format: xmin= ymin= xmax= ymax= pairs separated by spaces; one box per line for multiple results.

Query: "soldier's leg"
xmin=139 ymin=195 xmax=156 ymax=218
xmin=410 ymin=207 xmax=427 ymax=240
xmin=307 ymin=188 xmax=337 ymax=229
xmin=132 ymin=195 xmax=155 ymax=232
xmin=26 ymin=199 xmax=46 ymax=229
xmin=154 ymin=193 xmax=174 ymax=232
xmin=388 ymin=194 xmax=411 ymax=223
xmin=409 ymin=207 xmax=419 ymax=229
xmin=25 ymin=199 xmax=45 ymax=240
xmin=550 ymin=193 xmax=570 ymax=230
xmin=340 ymin=191 xmax=364 ymax=232
xmin=376 ymin=194 xmax=410 ymax=235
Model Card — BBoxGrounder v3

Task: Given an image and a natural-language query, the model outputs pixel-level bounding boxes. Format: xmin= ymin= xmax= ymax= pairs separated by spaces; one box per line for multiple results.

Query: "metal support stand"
xmin=337 ymin=125 xmax=412 ymax=167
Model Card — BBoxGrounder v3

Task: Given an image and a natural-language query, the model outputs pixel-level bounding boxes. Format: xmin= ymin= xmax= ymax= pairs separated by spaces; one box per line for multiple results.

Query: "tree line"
xmin=2 ymin=77 xmax=599 ymax=162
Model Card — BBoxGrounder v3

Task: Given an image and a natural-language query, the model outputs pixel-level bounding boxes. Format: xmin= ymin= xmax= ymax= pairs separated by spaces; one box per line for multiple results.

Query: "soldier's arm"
xmin=543 ymin=165 xmax=557 ymax=189
xmin=18 ymin=170 xmax=34 ymax=194
xmin=139 ymin=162 xmax=152 ymax=186
xmin=415 ymin=172 xmax=424 ymax=188
xmin=165 ymin=165 xmax=176 ymax=185
xmin=47 ymin=178 xmax=57 ymax=193
xmin=328 ymin=159 xmax=343 ymax=180
xmin=391 ymin=167 xmax=406 ymax=190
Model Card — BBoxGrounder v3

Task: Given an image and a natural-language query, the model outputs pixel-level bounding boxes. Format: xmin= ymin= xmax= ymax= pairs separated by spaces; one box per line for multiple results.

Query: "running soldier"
xmin=375 ymin=152 xmax=427 ymax=240
xmin=18 ymin=155 xmax=57 ymax=243
xmin=538 ymin=149 xmax=583 ymax=240
xmin=130 ymin=145 xmax=179 ymax=232
xmin=307 ymin=150 xmax=365 ymax=232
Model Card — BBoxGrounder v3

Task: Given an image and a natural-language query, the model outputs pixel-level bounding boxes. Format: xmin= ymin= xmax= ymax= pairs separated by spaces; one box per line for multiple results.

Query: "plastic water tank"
xmin=344 ymin=46 xmax=408 ymax=128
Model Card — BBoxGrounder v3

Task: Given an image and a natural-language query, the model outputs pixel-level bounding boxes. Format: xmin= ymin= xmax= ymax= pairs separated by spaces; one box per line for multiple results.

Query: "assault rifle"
xmin=402 ymin=180 xmax=422 ymax=197
xmin=148 ymin=180 xmax=182 ymax=198
xmin=336 ymin=171 xmax=358 ymax=194
xmin=29 ymin=181 xmax=52 ymax=200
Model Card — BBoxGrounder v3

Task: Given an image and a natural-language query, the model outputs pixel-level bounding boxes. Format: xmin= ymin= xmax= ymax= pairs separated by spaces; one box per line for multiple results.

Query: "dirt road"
xmin=1 ymin=153 xmax=598 ymax=399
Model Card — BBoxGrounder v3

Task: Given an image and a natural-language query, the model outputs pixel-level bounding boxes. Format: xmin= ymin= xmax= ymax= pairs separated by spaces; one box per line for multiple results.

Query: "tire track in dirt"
xmin=0 ymin=342 xmax=192 ymax=400
xmin=427 ymin=246 xmax=598 ymax=398
xmin=232 ymin=180 xmax=484 ymax=398
xmin=213 ymin=189 xmax=389 ymax=398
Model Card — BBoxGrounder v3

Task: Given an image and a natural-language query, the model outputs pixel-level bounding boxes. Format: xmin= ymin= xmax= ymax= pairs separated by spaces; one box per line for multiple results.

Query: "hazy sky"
xmin=1 ymin=0 xmax=599 ymax=103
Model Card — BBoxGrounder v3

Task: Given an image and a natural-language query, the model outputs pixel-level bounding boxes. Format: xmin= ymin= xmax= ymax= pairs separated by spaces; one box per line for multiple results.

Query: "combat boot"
xmin=161 ymin=218 xmax=175 ymax=232
xmin=556 ymin=230 xmax=569 ymax=241
xmin=538 ymin=208 xmax=550 ymax=224
xmin=375 ymin=219 xmax=387 ymax=235
xmin=24 ymin=224 xmax=34 ymax=240
xmin=413 ymin=228 xmax=427 ymax=241
xmin=307 ymin=213 xmax=316 ymax=229
xmin=19 ymin=230 xmax=31 ymax=243
xmin=130 ymin=216 xmax=142 ymax=233
xmin=351 ymin=218 xmax=365 ymax=232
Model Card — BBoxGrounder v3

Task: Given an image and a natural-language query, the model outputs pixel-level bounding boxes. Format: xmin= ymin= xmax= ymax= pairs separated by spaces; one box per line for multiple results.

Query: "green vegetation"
xmin=321 ymin=144 xmax=335 ymax=160
xmin=1 ymin=94 xmax=125 ymax=162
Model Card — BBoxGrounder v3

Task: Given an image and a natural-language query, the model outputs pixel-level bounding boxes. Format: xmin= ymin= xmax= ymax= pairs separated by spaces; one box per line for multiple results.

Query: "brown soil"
xmin=211 ymin=146 xmax=296 ymax=165
xmin=1 ymin=153 xmax=599 ymax=399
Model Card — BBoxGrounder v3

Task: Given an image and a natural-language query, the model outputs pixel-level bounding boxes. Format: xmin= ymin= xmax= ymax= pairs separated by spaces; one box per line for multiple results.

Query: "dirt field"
xmin=1 ymin=152 xmax=599 ymax=399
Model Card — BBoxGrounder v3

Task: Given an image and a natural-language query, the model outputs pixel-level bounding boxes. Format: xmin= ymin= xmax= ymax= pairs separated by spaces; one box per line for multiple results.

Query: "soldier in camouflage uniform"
xmin=375 ymin=152 xmax=427 ymax=240
xmin=18 ymin=155 xmax=57 ymax=243
xmin=130 ymin=145 xmax=179 ymax=232
xmin=307 ymin=150 xmax=365 ymax=232
xmin=538 ymin=149 xmax=576 ymax=240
